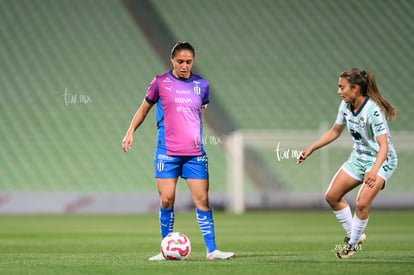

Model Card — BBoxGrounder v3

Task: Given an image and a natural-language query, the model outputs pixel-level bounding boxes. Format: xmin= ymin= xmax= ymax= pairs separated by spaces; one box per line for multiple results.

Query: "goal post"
xmin=224 ymin=130 xmax=245 ymax=214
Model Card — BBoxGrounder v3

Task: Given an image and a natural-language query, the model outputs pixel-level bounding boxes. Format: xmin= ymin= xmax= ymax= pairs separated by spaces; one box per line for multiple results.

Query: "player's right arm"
xmin=122 ymin=99 xmax=154 ymax=154
xmin=297 ymin=123 xmax=345 ymax=164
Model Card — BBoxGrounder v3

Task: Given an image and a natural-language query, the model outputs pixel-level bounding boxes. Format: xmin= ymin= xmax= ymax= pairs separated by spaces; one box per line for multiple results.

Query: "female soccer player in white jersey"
xmin=297 ymin=68 xmax=398 ymax=259
xmin=122 ymin=41 xmax=235 ymax=261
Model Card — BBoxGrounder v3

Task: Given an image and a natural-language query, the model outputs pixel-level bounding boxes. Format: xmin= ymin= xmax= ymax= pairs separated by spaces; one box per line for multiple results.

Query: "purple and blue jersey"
xmin=145 ymin=71 xmax=209 ymax=156
xmin=148 ymin=72 xmax=217 ymax=252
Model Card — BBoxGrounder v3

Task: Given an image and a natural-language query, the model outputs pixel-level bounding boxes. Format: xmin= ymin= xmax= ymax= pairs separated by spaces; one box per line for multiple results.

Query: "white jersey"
xmin=335 ymin=97 xmax=397 ymax=163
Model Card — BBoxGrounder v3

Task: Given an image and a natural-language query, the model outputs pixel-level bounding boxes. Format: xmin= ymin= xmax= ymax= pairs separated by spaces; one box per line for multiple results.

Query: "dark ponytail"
xmin=340 ymin=68 xmax=397 ymax=121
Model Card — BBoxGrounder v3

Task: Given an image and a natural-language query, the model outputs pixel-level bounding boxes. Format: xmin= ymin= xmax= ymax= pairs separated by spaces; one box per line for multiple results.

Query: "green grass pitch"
xmin=0 ymin=211 xmax=413 ymax=274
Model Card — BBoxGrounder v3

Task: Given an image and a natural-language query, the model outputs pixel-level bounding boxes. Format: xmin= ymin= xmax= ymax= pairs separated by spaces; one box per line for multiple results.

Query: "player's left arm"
xmin=363 ymin=134 xmax=388 ymax=188
xmin=201 ymin=80 xmax=209 ymax=131
xmin=363 ymin=108 xmax=389 ymax=187
xmin=201 ymin=106 xmax=207 ymax=130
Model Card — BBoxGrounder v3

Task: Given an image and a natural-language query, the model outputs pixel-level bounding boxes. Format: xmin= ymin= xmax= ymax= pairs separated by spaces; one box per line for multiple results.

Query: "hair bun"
xmin=361 ymin=70 xmax=368 ymax=78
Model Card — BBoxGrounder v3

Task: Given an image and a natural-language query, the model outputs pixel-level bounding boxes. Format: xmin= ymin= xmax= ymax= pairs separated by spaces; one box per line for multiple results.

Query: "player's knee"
xmin=324 ymin=192 xmax=339 ymax=206
xmin=192 ymin=194 xmax=209 ymax=209
xmin=160 ymin=196 xmax=175 ymax=209
xmin=355 ymin=199 xmax=369 ymax=214
xmin=195 ymin=196 xmax=209 ymax=206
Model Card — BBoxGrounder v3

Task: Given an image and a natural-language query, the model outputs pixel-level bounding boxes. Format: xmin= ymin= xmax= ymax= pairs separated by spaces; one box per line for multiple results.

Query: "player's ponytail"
xmin=364 ymin=71 xmax=397 ymax=121
xmin=340 ymin=69 xmax=397 ymax=121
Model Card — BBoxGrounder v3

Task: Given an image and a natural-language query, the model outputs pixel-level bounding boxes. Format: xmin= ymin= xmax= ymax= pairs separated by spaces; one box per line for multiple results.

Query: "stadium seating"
xmin=0 ymin=0 xmax=163 ymax=191
xmin=1 ymin=0 xmax=413 ymax=194
xmin=150 ymin=0 xmax=413 ymax=131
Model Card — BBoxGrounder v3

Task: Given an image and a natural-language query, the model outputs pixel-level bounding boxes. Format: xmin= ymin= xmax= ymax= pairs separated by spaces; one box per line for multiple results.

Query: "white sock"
xmin=349 ymin=215 xmax=368 ymax=245
xmin=333 ymin=205 xmax=353 ymax=237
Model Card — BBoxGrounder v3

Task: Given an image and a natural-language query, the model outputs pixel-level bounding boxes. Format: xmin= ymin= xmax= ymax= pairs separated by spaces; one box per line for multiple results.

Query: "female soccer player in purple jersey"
xmin=297 ymin=69 xmax=397 ymax=259
xmin=122 ymin=41 xmax=235 ymax=261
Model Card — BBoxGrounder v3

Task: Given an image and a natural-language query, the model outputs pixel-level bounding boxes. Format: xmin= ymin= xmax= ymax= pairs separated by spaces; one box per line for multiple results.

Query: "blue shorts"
xmin=154 ymin=153 xmax=209 ymax=179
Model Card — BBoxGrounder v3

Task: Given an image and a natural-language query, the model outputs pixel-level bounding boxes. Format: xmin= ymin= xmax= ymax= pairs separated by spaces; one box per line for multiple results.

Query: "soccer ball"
xmin=160 ymin=232 xmax=191 ymax=260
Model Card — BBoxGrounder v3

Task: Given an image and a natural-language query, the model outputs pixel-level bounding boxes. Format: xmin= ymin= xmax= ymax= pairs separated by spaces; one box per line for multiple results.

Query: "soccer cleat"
xmin=206 ymin=250 xmax=236 ymax=260
xmin=344 ymin=232 xmax=367 ymax=245
xmin=148 ymin=252 xmax=166 ymax=261
xmin=336 ymin=243 xmax=357 ymax=259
